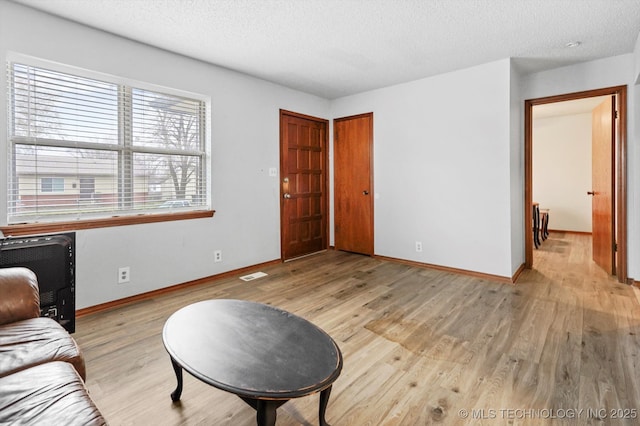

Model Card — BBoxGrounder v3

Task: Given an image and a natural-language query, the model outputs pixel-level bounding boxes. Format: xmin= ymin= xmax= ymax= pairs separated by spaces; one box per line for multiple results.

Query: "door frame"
xmin=279 ymin=109 xmax=330 ymax=261
xmin=524 ymin=85 xmax=627 ymax=283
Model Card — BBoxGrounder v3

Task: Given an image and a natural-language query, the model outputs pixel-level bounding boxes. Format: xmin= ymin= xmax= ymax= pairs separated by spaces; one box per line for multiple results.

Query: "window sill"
xmin=0 ymin=210 xmax=215 ymax=237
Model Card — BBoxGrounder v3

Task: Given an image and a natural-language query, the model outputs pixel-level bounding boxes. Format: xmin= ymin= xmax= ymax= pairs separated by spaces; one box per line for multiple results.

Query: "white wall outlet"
xmin=118 ymin=266 xmax=130 ymax=284
xmin=268 ymin=167 xmax=278 ymax=177
xmin=214 ymin=250 xmax=223 ymax=262
xmin=415 ymin=241 xmax=423 ymax=252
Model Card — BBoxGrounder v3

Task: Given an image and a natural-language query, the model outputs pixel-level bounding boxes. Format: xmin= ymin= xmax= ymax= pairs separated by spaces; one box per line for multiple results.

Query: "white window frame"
xmin=6 ymin=54 xmax=212 ymax=225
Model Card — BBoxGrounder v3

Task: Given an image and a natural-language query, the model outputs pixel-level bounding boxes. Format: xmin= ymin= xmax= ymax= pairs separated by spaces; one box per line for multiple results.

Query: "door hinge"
xmin=614 ymin=242 xmax=618 ymax=252
xmin=615 ymin=110 xmax=619 ymax=119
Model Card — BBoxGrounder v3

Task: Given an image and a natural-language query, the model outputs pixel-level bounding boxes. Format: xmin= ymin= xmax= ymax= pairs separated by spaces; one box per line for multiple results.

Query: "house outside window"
xmin=7 ymin=59 xmax=210 ymax=223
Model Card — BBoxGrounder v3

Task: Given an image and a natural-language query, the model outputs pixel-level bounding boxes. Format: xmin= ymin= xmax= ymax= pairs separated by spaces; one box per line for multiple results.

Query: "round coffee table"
xmin=162 ymin=299 xmax=342 ymax=426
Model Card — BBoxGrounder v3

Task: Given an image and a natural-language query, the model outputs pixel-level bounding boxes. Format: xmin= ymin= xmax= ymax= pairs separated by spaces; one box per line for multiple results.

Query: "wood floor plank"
xmin=73 ymin=233 xmax=640 ymax=425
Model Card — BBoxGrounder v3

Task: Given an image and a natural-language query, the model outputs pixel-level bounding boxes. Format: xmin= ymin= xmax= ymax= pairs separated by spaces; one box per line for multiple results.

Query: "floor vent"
xmin=239 ymin=272 xmax=268 ymax=282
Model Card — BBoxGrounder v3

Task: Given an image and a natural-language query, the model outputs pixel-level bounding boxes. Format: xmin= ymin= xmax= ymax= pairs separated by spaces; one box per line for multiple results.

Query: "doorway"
xmin=524 ymin=86 xmax=627 ymax=283
xmin=279 ymin=110 xmax=329 ymax=261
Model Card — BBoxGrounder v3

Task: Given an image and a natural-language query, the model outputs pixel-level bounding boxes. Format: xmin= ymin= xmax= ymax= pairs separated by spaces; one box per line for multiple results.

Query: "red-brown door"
xmin=591 ymin=97 xmax=615 ymax=274
xmin=280 ymin=110 xmax=329 ymax=260
xmin=334 ymin=113 xmax=374 ymax=255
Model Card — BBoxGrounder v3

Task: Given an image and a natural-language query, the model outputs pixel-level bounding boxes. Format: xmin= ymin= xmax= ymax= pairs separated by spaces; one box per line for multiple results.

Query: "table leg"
xmin=319 ymin=385 xmax=333 ymax=426
xmin=170 ymin=357 xmax=183 ymax=402
xmin=256 ymin=400 xmax=278 ymax=426
xmin=543 ymin=211 xmax=550 ymax=239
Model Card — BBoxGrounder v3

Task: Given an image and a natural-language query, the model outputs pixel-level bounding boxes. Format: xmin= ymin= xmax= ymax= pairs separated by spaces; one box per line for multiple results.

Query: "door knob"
xmin=283 ymin=193 xmax=291 ymax=199
xmin=587 ymin=191 xmax=595 ymax=195
xmin=363 ymin=190 xmax=369 ymax=195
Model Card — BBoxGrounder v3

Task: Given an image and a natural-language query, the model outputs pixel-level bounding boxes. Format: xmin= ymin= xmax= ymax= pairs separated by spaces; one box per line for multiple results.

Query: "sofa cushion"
xmin=0 ymin=361 xmax=105 ymax=426
xmin=0 ymin=267 xmax=40 ymax=325
xmin=0 ymin=317 xmax=86 ymax=380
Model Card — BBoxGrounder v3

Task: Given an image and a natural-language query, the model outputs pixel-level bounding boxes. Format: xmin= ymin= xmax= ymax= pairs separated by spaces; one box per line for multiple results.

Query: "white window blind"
xmin=7 ymin=62 xmax=208 ymax=223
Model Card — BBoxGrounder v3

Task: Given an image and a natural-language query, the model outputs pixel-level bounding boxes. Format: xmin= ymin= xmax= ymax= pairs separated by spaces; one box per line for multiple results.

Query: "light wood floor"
xmin=75 ymin=233 xmax=640 ymax=425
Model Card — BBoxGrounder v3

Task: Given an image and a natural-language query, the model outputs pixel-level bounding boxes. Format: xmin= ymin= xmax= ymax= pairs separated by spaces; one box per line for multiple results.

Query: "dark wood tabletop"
xmin=162 ymin=299 xmax=342 ymax=425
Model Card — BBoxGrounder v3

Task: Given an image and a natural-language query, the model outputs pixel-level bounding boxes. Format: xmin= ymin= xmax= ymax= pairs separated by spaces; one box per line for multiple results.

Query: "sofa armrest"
xmin=0 ymin=267 xmax=40 ymax=325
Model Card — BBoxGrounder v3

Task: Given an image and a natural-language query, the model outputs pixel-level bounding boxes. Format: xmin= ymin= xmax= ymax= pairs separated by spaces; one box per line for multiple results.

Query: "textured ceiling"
xmin=10 ymin=0 xmax=640 ymax=99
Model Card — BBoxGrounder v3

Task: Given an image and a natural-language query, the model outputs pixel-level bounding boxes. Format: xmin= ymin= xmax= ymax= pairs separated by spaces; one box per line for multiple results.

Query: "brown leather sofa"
xmin=0 ymin=267 xmax=106 ymax=425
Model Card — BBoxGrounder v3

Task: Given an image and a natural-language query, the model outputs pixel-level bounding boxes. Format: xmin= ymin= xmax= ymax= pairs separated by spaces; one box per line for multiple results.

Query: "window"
xmin=41 ymin=177 xmax=64 ymax=193
xmin=79 ymin=178 xmax=95 ymax=200
xmin=7 ymin=62 xmax=209 ymax=224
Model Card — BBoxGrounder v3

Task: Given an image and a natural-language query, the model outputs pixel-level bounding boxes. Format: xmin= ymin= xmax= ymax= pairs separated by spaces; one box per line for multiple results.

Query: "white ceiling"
xmin=10 ymin=0 xmax=640 ymax=99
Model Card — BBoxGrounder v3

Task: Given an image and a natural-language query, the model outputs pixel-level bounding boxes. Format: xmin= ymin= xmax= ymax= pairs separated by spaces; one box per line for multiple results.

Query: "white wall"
xmin=533 ymin=113 xmax=592 ymax=232
xmin=633 ymin=34 xmax=640 ymax=279
xmin=331 ymin=59 xmax=516 ymax=278
xmin=0 ymin=2 xmax=331 ymax=308
xmin=509 ymin=62 xmax=525 ymax=274
xmin=522 ymin=53 xmax=638 ymax=277
xmin=635 ymin=33 xmax=640 ymax=84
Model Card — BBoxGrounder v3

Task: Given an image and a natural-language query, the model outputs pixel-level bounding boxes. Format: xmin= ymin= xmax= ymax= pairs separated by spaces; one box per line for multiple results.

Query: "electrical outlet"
xmin=415 ymin=241 xmax=423 ymax=252
xmin=118 ymin=266 xmax=130 ymax=284
xmin=214 ymin=250 xmax=223 ymax=263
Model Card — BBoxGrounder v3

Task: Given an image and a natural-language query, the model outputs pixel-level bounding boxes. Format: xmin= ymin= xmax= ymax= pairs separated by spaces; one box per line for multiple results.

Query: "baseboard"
xmin=78 ymin=251 xmax=528 ymax=317
xmin=511 ymin=263 xmax=526 ymax=283
xmin=76 ymin=258 xmax=282 ymax=317
xmin=373 ymin=254 xmax=519 ymax=284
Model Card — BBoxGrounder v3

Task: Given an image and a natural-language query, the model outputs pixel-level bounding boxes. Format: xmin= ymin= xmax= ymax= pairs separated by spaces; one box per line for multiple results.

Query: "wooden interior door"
xmin=280 ymin=110 xmax=328 ymax=260
xmin=334 ymin=113 xmax=374 ymax=255
xmin=591 ymin=96 xmax=615 ymax=274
